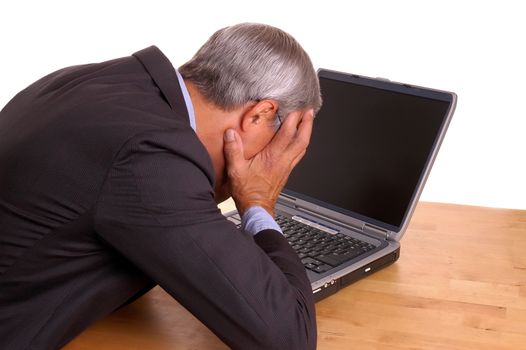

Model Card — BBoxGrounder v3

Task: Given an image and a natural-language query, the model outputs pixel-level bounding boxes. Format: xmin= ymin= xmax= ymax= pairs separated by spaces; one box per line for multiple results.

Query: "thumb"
xmin=223 ymin=129 xmax=245 ymax=169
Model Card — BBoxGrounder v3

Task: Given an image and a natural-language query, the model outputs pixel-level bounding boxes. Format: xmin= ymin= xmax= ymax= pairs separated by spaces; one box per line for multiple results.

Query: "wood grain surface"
xmin=65 ymin=201 xmax=526 ymax=349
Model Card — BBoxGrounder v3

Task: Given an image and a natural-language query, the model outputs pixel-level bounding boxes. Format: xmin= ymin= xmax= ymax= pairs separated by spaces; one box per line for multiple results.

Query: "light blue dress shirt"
xmin=175 ymin=70 xmax=282 ymax=235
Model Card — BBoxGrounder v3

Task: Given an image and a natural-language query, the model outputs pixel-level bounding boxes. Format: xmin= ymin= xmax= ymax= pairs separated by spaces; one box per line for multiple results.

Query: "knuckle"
xmin=227 ymin=167 xmax=240 ymax=180
xmin=281 ymin=127 xmax=296 ymax=140
xmin=290 ymin=137 xmax=308 ymax=153
xmin=297 ymin=136 xmax=309 ymax=149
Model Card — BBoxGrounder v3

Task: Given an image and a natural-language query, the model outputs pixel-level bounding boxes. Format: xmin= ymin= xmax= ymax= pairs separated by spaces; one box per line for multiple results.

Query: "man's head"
xmin=180 ymin=22 xmax=322 ymax=119
xmin=179 ymin=23 xmax=321 ymax=202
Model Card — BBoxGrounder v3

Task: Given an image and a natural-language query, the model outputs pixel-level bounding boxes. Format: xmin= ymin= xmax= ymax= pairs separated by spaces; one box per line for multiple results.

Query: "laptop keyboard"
xmin=227 ymin=213 xmax=376 ymax=274
xmin=275 ymin=215 xmax=376 ymax=273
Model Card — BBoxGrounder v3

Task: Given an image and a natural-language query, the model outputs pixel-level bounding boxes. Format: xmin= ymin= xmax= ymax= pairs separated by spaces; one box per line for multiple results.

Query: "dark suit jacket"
xmin=0 ymin=46 xmax=316 ymax=350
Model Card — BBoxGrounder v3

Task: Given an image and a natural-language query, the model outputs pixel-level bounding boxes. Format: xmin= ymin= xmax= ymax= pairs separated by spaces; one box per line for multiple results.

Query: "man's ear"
xmin=240 ymin=100 xmax=278 ymax=132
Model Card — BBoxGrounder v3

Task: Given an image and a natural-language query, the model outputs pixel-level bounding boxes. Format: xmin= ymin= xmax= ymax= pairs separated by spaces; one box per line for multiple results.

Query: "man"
xmin=0 ymin=23 xmax=322 ymax=349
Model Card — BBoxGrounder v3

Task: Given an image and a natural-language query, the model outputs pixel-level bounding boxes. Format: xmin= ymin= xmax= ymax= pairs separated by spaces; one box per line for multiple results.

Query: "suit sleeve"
xmin=93 ymin=130 xmax=317 ymax=350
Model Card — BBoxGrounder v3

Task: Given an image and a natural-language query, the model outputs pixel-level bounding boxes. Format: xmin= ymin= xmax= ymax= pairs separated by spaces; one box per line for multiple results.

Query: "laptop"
xmin=226 ymin=68 xmax=457 ymax=301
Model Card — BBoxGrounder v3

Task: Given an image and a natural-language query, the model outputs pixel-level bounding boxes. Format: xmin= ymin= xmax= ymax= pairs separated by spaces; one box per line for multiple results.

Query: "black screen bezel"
xmin=282 ymin=69 xmax=455 ymax=233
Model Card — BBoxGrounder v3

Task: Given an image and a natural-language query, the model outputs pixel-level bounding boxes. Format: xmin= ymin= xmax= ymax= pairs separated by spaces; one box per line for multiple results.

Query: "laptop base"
xmin=312 ymin=246 xmax=400 ymax=302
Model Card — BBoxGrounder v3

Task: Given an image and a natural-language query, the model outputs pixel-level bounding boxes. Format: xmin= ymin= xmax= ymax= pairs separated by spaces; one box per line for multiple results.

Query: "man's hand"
xmin=223 ymin=109 xmax=314 ymax=216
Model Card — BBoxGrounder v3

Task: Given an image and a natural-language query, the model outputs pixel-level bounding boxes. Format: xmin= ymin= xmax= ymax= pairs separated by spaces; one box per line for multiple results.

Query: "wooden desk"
xmin=65 ymin=202 xmax=526 ymax=349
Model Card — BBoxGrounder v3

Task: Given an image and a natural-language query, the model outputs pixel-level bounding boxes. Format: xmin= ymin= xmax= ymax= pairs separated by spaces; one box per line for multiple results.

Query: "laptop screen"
xmin=284 ymin=70 xmax=454 ymax=231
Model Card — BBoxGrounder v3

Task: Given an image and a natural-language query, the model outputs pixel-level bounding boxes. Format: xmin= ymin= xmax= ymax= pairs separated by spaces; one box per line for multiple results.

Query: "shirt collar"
xmin=133 ymin=46 xmax=191 ymax=127
xmin=175 ymin=70 xmax=196 ymax=131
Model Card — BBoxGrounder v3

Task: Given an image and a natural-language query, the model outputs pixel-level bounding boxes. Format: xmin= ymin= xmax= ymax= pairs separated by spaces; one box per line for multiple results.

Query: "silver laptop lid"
xmin=280 ymin=69 xmax=457 ymax=241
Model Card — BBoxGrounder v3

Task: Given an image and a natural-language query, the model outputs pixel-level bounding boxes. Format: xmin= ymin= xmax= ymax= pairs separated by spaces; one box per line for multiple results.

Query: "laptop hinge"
xmin=288 ymin=203 xmax=364 ymax=233
xmin=363 ymin=223 xmax=390 ymax=240
xmin=278 ymin=192 xmax=297 ymax=206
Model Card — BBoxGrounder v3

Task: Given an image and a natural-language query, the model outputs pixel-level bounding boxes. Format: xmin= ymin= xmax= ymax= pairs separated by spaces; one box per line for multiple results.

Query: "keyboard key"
xmin=317 ymin=250 xmax=364 ymax=267
xmin=301 ymin=257 xmax=323 ymax=265
xmin=297 ymin=252 xmax=308 ymax=259
xmin=305 ymin=263 xmax=317 ymax=270
xmin=277 ymin=215 xmax=375 ymax=271
xmin=313 ymin=264 xmax=332 ymax=273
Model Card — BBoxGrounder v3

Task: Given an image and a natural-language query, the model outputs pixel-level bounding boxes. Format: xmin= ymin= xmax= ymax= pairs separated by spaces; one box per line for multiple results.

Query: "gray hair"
xmin=179 ymin=23 xmax=322 ymax=118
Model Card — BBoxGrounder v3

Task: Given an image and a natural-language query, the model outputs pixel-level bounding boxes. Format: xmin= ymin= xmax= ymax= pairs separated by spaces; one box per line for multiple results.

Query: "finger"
xmin=286 ymin=110 xmax=314 ymax=155
xmin=288 ymin=148 xmax=306 ymax=169
xmin=274 ymin=109 xmax=314 ymax=165
xmin=271 ymin=110 xmax=304 ymax=147
xmin=223 ymin=129 xmax=246 ymax=175
xmin=267 ymin=109 xmax=310 ymax=152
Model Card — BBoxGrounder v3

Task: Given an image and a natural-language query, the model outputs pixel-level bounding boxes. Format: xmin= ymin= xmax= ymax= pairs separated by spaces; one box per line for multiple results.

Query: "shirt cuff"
xmin=240 ymin=206 xmax=283 ymax=236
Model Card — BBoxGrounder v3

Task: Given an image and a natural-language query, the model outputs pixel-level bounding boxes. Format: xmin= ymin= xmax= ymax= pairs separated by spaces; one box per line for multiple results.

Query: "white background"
xmin=1 ymin=0 xmax=524 ymax=209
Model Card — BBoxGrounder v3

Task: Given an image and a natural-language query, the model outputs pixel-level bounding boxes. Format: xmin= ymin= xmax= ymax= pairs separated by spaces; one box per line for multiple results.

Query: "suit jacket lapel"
xmin=133 ymin=46 xmax=190 ymax=123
